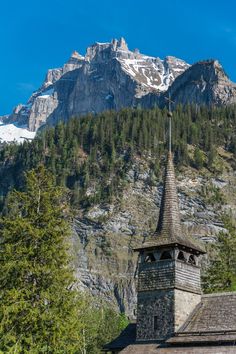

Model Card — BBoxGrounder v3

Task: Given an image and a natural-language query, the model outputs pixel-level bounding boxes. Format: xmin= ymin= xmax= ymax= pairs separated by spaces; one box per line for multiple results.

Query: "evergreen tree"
xmin=207 ymin=145 xmax=216 ymax=169
xmin=193 ymin=146 xmax=205 ymax=169
xmin=0 ymin=166 xmax=82 ymax=353
xmin=0 ymin=105 xmax=236 ymax=207
xmin=76 ymin=297 xmax=129 ymax=354
xmin=203 ymin=216 xmax=236 ymax=293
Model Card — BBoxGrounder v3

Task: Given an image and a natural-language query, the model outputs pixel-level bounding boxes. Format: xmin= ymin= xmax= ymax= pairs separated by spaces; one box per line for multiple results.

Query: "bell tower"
xmin=134 ymin=98 xmax=206 ymax=342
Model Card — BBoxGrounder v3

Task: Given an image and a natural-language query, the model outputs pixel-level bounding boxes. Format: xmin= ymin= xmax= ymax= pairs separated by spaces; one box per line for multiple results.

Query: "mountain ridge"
xmin=0 ymin=38 xmax=190 ymax=132
xmin=1 ymin=38 xmax=236 ymax=140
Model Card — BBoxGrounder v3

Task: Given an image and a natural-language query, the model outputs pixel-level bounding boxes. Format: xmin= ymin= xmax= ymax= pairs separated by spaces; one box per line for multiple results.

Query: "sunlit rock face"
xmin=159 ymin=60 xmax=236 ymax=107
xmin=2 ymin=39 xmax=236 ymax=136
xmin=2 ymin=38 xmax=189 ymax=132
xmin=71 ymin=154 xmax=236 ymax=316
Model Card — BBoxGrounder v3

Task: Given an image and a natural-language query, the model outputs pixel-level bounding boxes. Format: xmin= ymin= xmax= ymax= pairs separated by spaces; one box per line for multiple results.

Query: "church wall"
xmin=136 ymin=258 xmax=202 ymax=340
xmin=174 ymin=288 xmax=201 ymax=331
xmin=136 ymin=289 xmax=175 ymax=341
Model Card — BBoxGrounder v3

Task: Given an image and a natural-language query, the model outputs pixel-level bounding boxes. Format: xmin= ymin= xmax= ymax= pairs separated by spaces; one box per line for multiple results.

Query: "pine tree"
xmin=203 ymin=216 xmax=236 ymax=293
xmin=207 ymin=145 xmax=216 ymax=169
xmin=0 ymin=166 xmax=82 ymax=353
xmin=193 ymin=146 xmax=205 ymax=169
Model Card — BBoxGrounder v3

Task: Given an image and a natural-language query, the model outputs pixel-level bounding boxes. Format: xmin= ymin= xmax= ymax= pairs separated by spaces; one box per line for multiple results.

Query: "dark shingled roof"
xmin=168 ymin=292 xmax=236 ymax=345
xmin=180 ymin=292 xmax=236 ymax=332
xmin=121 ymin=343 xmax=236 ymax=353
xmin=135 ymin=152 xmax=205 ymax=253
xmin=156 ymin=152 xmax=181 ymax=237
xmin=103 ymin=323 xmax=136 ymax=351
xmin=104 ymin=292 xmax=236 ymax=352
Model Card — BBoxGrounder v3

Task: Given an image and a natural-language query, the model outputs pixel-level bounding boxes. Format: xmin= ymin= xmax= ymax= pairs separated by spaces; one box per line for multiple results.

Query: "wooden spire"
xmin=155 ymin=151 xmax=182 ymax=239
xmin=135 ymin=97 xmax=205 ymax=253
xmin=154 ymin=100 xmax=204 ymax=252
xmin=156 ymin=94 xmax=181 ymax=239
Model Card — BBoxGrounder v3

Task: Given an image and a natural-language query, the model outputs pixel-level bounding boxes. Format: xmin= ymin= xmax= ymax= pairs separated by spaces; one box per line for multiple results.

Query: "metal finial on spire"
xmin=165 ymin=93 xmax=174 ymax=153
xmin=134 ymin=90 xmax=206 ymax=253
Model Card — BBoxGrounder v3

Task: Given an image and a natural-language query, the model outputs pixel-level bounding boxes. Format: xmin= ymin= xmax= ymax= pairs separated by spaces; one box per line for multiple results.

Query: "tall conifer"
xmin=0 ymin=166 xmax=81 ymax=353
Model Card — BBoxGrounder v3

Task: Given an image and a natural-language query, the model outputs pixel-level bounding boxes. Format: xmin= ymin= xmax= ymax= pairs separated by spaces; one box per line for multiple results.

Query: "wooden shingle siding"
xmin=138 ymin=260 xmax=175 ymax=291
xmin=138 ymin=259 xmax=201 ymax=294
xmin=175 ymin=261 xmax=201 ymax=294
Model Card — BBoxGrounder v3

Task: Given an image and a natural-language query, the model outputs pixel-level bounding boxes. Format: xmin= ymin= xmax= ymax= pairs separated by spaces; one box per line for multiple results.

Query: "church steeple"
xmin=134 ymin=102 xmax=206 ymax=342
xmin=155 ymin=96 xmax=182 ymax=239
xmin=137 ymin=98 xmax=205 ymax=253
xmin=154 ymin=151 xmax=204 ymax=252
xmin=156 ymin=151 xmax=181 ymax=239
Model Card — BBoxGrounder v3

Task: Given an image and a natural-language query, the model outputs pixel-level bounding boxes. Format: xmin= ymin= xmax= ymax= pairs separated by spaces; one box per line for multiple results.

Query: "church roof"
xmin=103 ymin=323 xmax=136 ymax=351
xmin=103 ymin=292 xmax=236 ymax=352
xmin=135 ymin=152 xmax=205 ymax=253
xmin=120 ymin=343 xmax=236 ymax=353
xmin=168 ymin=292 xmax=236 ymax=345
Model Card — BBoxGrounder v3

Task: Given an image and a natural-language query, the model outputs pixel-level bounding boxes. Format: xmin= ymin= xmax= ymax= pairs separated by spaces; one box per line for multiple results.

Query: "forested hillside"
xmin=1 ymin=105 xmax=236 ymax=206
xmin=0 ymin=105 xmax=236 ymax=315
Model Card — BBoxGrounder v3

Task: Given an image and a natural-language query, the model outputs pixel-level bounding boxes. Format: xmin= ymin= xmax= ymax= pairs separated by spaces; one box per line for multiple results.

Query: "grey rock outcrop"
xmin=2 ymin=40 xmax=236 ymax=132
xmin=72 ymin=154 xmax=236 ymax=316
xmin=46 ymin=39 xmax=190 ymax=128
xmin=3 ymin=38 xmax=189 ymax=131
xmin=4 ymin=50 xmax=85 ymax=130
xmin=162 ymin=60 xmax=236 ymax=107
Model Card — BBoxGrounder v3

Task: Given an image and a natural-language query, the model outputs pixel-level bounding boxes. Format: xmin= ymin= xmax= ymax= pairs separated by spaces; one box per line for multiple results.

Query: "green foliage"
xmin=0 ymin=106 xmax=235 ymax=350
xmin=200 ymin=182 xmax=225 ymax=206
xmin=193 ymin=146 xmax=205 ymax=169
xmin=207 ymin=145 xmax=217 ymax=169
xmin=0 ymin=166 xmax=82 ymax=353
xmin=77 ymin=300 xmax=129 ymax=354
xmin=0 ymin=166 xmax=129 ymax=353
xmin=0 ymin=105 xmax=236 ymax=209
xmin=203 ymin=216 xmax=236 ymax=293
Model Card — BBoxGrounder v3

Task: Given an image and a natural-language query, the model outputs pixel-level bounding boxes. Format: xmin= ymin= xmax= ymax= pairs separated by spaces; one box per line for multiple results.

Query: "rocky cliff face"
xmin=44 ymin=38 xmax=190 ymax=130
xmin=2 ymin=39 xmax=236 ymax=135
xmin=3 ymin=50 xmax=85 ymax=131
xmin=2 ymin=38 xmax=189 ymax=131
xmin=162 ymin=60 xmax=236 ymax=107
xmin=72 ymin=151 xmax=236 ymax=317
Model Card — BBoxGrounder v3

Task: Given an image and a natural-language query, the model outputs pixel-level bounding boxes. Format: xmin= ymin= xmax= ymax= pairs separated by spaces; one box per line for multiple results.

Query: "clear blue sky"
xmin=1 ymin=0 xmax=236 ymax=115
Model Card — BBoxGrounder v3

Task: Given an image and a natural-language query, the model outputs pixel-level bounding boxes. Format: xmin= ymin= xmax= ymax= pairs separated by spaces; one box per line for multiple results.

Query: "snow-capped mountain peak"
xmin=1 ymin=38 xmax=189 ymax=134
xmin=1 ymin=37 xmax=235 ymax=143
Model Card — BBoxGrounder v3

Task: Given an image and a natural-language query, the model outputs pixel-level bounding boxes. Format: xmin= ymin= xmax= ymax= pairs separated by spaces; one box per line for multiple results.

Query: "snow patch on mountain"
xmin=118 ymin=55 xmax=190 ymax=95
xmin=40 ymin=88 xmax=54 ymax=98
xmin=0 ymin=121 xmax=36 ymax=143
